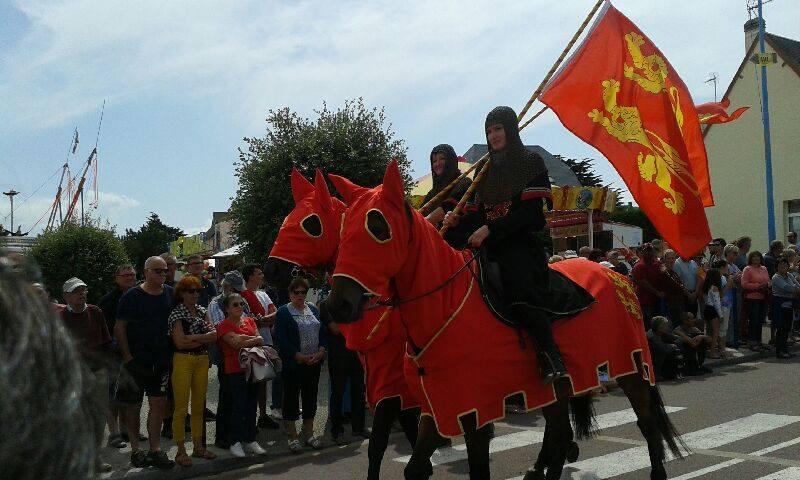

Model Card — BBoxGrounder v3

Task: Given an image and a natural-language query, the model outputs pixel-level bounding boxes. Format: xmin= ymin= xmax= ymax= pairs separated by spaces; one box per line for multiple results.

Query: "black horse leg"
xmin=617 ymin=375 xmax=668 ymax=480
xmin=368 ymin=397 xmax=401 ymax=480
xmin=461 ymin=414 xmax=492 ymax=480
xmin=398 ymin=406 xmax=422 ymax=447
xmin=404 ymin=415 xmax=437 ymax=480
xmin=523 ymin=423 xmax=550 ymax=480
xmin=541 ymin=398 xmax=573 ymax=480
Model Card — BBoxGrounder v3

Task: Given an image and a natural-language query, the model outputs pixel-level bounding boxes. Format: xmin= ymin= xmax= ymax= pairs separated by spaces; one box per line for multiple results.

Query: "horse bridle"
xmin=362 ymin=248 xmax=480 ymax=310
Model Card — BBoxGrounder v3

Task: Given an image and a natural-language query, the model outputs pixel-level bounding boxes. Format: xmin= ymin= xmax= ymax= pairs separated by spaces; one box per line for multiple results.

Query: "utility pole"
xmin=3 ymin=190 xmax=20 ymax=233
xmin=758 ymin=0 xmax=776 ymax=243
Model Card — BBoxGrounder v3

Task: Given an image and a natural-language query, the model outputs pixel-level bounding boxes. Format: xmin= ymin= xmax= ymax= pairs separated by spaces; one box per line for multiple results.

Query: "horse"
xmin=319 ymin=160 xmax=686 ymax=480
xmin=265 ymin=168 xmax=576 ymax=478
xmin=264 ymin=169 xmax=428 ymax=480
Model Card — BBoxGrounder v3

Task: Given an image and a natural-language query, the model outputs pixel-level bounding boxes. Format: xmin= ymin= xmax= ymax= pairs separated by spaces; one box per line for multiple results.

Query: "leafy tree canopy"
xmin=122 ymin=213 xmax=184 ymax=271
xmin=30 ymin=219 xmax=130 ymax=304
xmin=230 ymin=98 xmax=412 ymax=264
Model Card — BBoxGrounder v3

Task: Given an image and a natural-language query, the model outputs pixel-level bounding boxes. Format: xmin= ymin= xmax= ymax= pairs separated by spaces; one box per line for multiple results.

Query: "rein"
xmin=364 ymin=248 xmax=479 ymax=310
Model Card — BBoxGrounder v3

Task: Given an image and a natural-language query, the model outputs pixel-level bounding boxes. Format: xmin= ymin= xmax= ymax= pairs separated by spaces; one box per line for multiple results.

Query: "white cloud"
xmin=2 ymin=0 xmax=799 ymax=225
xmin=97 ymin=191 xmax=139 ymax=210
xmin=181 ymin=219 xmax=212 ymax=237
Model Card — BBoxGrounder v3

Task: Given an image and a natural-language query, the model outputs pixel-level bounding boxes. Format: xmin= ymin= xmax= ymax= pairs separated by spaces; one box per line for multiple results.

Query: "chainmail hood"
xmin=476 ymin=106 xmax=548 ymax=204
xmin=429 ymin=144 xmax=461 ymax=195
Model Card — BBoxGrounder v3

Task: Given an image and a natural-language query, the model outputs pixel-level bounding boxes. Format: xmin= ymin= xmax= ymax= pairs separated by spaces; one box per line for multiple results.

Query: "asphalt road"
xmin=208 ymin=356 xmax=800 ymax=480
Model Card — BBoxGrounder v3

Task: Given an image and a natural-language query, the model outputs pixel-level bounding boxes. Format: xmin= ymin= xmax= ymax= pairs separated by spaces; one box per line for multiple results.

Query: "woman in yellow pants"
xmin=168 ymin=276 xmax=218 ymax=466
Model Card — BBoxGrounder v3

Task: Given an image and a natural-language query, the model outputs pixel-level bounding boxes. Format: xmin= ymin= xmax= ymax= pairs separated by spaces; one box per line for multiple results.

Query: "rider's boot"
xmin=512 ymin=305 xmax=568 ymax=384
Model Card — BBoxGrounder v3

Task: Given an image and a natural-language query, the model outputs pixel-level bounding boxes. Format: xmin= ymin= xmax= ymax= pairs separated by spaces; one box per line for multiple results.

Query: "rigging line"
xmin=1 ymin=165 xmax=63 ymax=222
xmin=27 ymin=195 xmax=60 ymax=234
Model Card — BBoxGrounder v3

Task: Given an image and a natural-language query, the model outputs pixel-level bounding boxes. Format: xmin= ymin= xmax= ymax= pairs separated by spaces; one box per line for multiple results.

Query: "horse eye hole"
xmin=301 ymin=214 xmax=323 ymax=237
xmin=366 ymin=210 xmax=391 ymax=243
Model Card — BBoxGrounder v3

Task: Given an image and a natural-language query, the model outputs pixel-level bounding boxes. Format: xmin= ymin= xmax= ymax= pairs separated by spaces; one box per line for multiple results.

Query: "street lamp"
xmin=3 ymin=190 xmax=20 ymax=233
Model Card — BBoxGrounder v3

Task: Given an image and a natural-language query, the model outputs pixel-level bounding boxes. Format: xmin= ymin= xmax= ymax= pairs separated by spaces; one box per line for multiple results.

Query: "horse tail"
xmin=569 ymin=394 xmax=598 ymax=440
xmin=649 ymin=385 xmax=689 ymax=458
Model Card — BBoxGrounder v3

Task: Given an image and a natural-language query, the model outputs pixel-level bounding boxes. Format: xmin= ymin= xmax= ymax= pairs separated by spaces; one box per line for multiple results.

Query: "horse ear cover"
xmin=382 ymin=159 xmax=405 ymax=207
xmin=314 ymin=169 xmax=333 ymax=213
xmin=328 ymin=174 xmax=368 ymax=205
xmin=291 ymin=168 xmax=315 ymax=205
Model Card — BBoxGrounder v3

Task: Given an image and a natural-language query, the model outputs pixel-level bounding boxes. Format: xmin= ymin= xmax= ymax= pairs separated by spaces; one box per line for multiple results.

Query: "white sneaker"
xmin=245 ymin=441 xmax=266 ymax=455
xmin=229 ymin=442 xmax=246 ymax=458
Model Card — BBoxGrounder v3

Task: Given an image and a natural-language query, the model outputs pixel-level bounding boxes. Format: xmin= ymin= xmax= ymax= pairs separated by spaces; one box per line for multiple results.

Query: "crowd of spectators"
xmin=17 ymin=230 xmax=800 ymax=473
xmin=42 ymin=253 xmax=366 ymax=472
xmin=550 ymin=232 xmax=800 ymax=380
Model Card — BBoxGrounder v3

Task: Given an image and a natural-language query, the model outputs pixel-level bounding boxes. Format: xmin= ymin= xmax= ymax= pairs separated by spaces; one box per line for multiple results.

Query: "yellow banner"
xmin=551 ymin=186 xmax=616 ymax=212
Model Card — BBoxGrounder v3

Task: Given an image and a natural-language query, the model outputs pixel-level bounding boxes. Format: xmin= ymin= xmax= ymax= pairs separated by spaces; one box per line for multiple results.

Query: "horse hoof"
xmin=651 ymin=465 xmax=667 ymax=480
xmin=566 ymin=441 xmax=580 ymax=463
xmin=523 ymin=469 xmax=545 ymax=480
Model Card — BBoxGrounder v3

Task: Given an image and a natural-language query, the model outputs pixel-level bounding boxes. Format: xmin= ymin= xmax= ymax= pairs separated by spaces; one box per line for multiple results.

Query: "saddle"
xmin=475 ymin=249 xmax=595 ymax=328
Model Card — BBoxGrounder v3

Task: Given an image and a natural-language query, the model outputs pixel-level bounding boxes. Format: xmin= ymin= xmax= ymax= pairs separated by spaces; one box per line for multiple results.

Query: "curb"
xmin=706 ymin=343 xmax=799 ymax=369
xmin=106 ymin=435 xmax=379 ymax=480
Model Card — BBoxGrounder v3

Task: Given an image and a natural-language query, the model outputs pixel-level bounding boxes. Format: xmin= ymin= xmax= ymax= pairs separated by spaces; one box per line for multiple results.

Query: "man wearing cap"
xmin=59 ymin=277 xmax=114 ymax=473
xmin=208 ymin=270 xmax=250 ymax=325
xmin=707 ymin=238 xmax=726 ymax=266
xmin=114 ymin=256 xmax=175 ymax=469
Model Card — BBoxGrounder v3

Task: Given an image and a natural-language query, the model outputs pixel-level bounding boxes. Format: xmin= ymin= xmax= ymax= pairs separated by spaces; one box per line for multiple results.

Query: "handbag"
xmin=239 ymin=346 xmax=282 ymax=383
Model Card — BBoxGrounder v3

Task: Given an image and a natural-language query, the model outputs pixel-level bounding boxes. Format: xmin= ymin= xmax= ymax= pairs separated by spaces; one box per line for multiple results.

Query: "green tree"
xmin=231 ymin=98 xmax=413 ymax=264
xmin=122 ymin=213 xmax=184 ymax=271
xmin=608 ymin=205 xmax=659 ymax=242
xmin=30 ymin=219 xmax=130 ymax=304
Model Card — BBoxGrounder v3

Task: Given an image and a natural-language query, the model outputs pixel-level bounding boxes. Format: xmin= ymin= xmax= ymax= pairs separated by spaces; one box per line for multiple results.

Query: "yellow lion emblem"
xmin=589 ymin=79 xmax=697 ymax=214
xmin=587 ymin=33 xmax=698 ymax=215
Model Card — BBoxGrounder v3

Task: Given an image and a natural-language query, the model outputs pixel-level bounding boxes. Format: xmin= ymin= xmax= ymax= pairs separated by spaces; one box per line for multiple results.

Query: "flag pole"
xmin=439 ymin=0 xmax=605 ymax=236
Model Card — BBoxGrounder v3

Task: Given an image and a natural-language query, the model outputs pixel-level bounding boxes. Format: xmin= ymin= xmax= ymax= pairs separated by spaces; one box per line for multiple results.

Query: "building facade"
xmin=704 ymin=19 xmax=800 ymax=251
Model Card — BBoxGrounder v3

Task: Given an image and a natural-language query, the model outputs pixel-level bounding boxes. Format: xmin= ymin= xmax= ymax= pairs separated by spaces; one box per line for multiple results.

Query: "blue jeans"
xmin=221 ymin=372 xmax=258 ymax=444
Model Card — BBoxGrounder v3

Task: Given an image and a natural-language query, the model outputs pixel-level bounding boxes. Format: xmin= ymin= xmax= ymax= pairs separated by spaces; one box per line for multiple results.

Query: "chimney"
xmin=744 ymin=17 xmax=765 ymax=53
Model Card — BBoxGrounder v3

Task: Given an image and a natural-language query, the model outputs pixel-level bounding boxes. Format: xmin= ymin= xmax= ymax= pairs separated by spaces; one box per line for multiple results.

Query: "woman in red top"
xmin=741 ymin=251 xmax=771 ymax=351
xmin=216 ymin=293 xmax=266 ymax=458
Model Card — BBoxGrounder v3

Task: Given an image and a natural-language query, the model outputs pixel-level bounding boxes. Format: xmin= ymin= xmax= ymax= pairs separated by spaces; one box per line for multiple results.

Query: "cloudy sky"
xmin=1 ymin=0 xmax=798 ymax=236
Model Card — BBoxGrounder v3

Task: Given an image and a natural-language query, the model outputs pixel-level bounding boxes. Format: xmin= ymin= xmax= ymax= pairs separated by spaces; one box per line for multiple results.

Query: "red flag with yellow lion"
xmin=541 ymin=2 xmax=712 ymax=258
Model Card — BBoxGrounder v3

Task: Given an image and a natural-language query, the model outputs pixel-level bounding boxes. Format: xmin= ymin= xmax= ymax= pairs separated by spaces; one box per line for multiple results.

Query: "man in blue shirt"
xmin=114 ymin=256 xmax=175 ymax=469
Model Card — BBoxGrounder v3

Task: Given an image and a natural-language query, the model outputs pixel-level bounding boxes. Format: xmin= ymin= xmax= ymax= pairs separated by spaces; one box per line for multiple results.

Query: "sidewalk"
xmin=100 ymin=340 xmax=796 ymax=480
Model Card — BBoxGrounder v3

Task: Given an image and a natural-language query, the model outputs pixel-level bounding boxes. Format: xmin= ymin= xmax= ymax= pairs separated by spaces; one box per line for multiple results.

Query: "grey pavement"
xmin=98 ymin=333 xmax=798 ymax=480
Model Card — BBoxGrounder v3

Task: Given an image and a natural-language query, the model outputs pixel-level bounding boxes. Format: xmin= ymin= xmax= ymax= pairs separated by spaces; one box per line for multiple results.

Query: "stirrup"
xmin=538 ymin=351 xmax=567 ymax=385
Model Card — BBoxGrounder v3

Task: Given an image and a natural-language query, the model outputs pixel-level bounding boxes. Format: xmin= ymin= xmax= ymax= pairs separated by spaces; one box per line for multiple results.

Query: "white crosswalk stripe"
xmin=392 ymin=406 xmax=685 ymax=466
xmin=753 ymin=467 xmax=800 ymax=480
xmin=672 ymin=437 xmax=800 ymax=479
xmin=557 ymin=413 xmax=800 ymax=479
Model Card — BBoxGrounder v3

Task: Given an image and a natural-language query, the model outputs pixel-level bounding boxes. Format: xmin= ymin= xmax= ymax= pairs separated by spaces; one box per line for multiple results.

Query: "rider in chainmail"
xmin=445 ymin=106 xmax=594 ymax=384
xmin=423 ymin=144 xmax=472 ymax=227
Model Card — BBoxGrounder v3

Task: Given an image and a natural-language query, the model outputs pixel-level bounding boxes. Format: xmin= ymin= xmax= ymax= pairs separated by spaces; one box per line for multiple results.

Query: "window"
xmin=787 ymin=200 xmax=800 ymax=235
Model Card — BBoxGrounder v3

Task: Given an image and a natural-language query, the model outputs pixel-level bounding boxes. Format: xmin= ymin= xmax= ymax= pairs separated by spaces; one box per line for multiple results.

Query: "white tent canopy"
xmin=211 ymin=244 xmax=242 ymax=259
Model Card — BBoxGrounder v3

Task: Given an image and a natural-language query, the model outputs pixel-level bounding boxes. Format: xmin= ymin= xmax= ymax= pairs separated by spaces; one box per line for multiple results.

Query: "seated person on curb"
xmin=646 ymin=316 xmax=684 ymax=381
xmin=673 ymin=312 xmax=712 ymax=376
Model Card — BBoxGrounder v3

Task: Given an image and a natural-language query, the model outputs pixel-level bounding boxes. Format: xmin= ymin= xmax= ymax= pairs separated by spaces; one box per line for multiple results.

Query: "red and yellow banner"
xmin=540 ymin=3 xmax=712 ymax=258
xmin=697 ymin=98 xmax=749 ymax=125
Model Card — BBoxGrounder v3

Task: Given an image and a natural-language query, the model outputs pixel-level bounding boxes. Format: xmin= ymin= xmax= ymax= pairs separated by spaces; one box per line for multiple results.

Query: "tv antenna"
xmin=746 ymin=0 xmax=773 ymax=19
xmin=704 ymin=72 xmax=719 ymax=101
